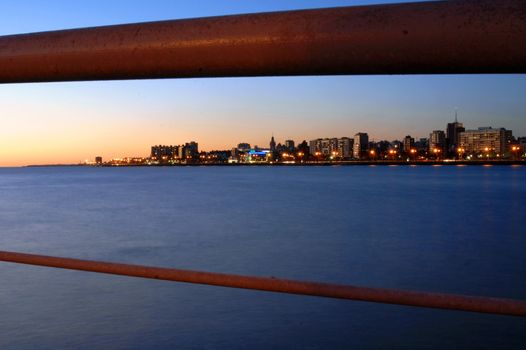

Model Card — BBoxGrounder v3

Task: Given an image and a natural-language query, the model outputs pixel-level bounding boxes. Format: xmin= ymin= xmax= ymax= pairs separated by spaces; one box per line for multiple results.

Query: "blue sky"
xmin=0 ymin=0 xmax=525 ymax=165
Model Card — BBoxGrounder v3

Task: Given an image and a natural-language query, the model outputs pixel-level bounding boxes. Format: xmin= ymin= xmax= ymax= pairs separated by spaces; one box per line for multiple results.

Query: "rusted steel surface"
xmin=1 ymin=250 xmax=525 ymax=316
xmin=0 ymin=0 xmax=525 ymax=83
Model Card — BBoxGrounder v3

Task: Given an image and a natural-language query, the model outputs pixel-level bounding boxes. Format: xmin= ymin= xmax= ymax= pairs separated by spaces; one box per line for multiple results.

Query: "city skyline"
xmin=97 ymin=116 xmax=524 ymax=166
xmin=2 ymin=102 xmax=525 ymax=166
xmin=1 ymin=0 xmax=526 ymax=166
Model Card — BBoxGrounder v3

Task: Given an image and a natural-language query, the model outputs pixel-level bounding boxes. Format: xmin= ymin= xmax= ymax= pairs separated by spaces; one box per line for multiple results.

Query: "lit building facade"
xmin=151 ymin=145 xmax=179 ymax=161
xmin=309 ymin=139 xmax=321 ymax=155
xmin=429 ymin=130 xmax=446 ymax=153
xmin=459 ymin=127 xmax=512 ymax=155
xmin=245 ymin=149 xmax=272 ymax=163
xmin=309 ymin=137 xmax=353 ymax=158
xmin=337 ymin=137 xmax=353 ymax=158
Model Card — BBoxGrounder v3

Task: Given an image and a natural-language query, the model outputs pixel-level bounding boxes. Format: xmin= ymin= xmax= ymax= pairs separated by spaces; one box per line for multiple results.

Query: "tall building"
xmin=284 ymin=140 xmax=295 ymax=152
xmin=337 ymin=137 xmax=353 ymax=158
xmin=184 ymin=141 xmax=199 ymax=159
xmin=353 ymin=133 xmax=369 ymax=159
xmin=403 ymin=135 xmax=415 ymax=153
xmin=459 ymin=127 xmax=513 ymax=155
xmin=297 ymin=140 xmax=309 ymax=158
xmin=446 ymin=112 xmax=465 ymax=154
xmin=309 ymin=138 xmax=322 ymax=155
xmin=429 ymin=130 xmax=446 ymax=152
xmin=325 ymin=138 xmax=338 ymax=156
xmin=270 ymin=135 xmax=276 ymax=152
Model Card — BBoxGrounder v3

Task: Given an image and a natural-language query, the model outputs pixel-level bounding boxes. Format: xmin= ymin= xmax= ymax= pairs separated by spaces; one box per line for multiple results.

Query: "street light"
xmin=296 ymin=151 xmax=304 ymax=162
xmin=408 ymin=148 xmax=417 ymax=161
xmin=369 ymin=149 xmax=376 ymax=161
xmin=457 ymin=147 xmax=465 ymax=160
xmin=484 ymin=147 xmax=491 ymax=159
xmin=432 ymin=148 xmax=442 ymax=160
xmin=511 ymin=145 xmax=520 ymax=160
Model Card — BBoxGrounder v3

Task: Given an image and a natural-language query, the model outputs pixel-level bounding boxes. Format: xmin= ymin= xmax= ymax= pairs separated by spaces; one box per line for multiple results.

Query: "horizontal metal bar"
xmin=1 ymin=250 xmax=525 ymax=316
xmin=1 ymin=0 xmax=525 ymax=84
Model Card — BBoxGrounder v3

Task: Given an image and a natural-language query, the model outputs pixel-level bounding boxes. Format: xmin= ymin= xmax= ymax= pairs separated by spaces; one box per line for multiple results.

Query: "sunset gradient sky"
xmin=1 ymin=0 xmax=525 ymax=166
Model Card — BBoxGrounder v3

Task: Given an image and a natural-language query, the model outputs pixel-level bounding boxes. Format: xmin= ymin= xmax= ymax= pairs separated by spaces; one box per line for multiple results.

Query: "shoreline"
xmin=21 ymin=160 xmax=526 ymax=167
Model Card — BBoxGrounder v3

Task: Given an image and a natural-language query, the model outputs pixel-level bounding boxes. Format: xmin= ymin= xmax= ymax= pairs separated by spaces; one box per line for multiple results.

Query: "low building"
xmin=237 ymin=143 xmax=251 ymax=152
xmin=415 ymin=138 xmax=428 ymax=153
xmin=245 ymin=149 xmax=272 ymax=163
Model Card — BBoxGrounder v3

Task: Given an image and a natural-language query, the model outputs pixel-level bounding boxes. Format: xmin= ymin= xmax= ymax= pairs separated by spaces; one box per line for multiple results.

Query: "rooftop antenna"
xmin=454 ymin=107 xmax=458 ymax=123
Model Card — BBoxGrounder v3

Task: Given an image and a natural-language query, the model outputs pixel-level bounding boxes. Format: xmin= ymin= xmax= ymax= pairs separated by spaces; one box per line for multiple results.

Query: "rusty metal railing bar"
xmin=1 ymin=0 xmax=525 ymax=84
xmin=1 ymin=250 xmax=525 ymax=317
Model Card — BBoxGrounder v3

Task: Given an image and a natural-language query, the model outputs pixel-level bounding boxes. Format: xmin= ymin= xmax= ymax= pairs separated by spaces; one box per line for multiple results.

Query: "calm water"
xmin=0 ymin=165 xmax=525 ymax=349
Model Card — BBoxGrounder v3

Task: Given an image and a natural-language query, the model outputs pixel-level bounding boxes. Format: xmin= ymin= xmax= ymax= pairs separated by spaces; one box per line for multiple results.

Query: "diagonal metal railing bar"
xmin=0 ymin=0 xmax=525 ymax=84
xmin=1 ymin=250 xmax=525 ymax=317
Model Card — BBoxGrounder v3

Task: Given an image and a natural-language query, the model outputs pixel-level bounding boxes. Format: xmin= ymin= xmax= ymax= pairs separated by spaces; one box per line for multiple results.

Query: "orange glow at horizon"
xmin=2 ymin=75 xmax=526 ymax=167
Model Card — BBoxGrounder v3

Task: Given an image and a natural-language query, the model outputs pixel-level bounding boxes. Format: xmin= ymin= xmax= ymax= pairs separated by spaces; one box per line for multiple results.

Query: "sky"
xmin=0 ymin=0 xmax=525 ymax=166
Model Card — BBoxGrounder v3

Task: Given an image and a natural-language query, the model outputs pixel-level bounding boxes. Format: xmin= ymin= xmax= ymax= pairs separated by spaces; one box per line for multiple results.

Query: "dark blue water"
xmin=0 ymin=165 xmax=525 ymax=349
